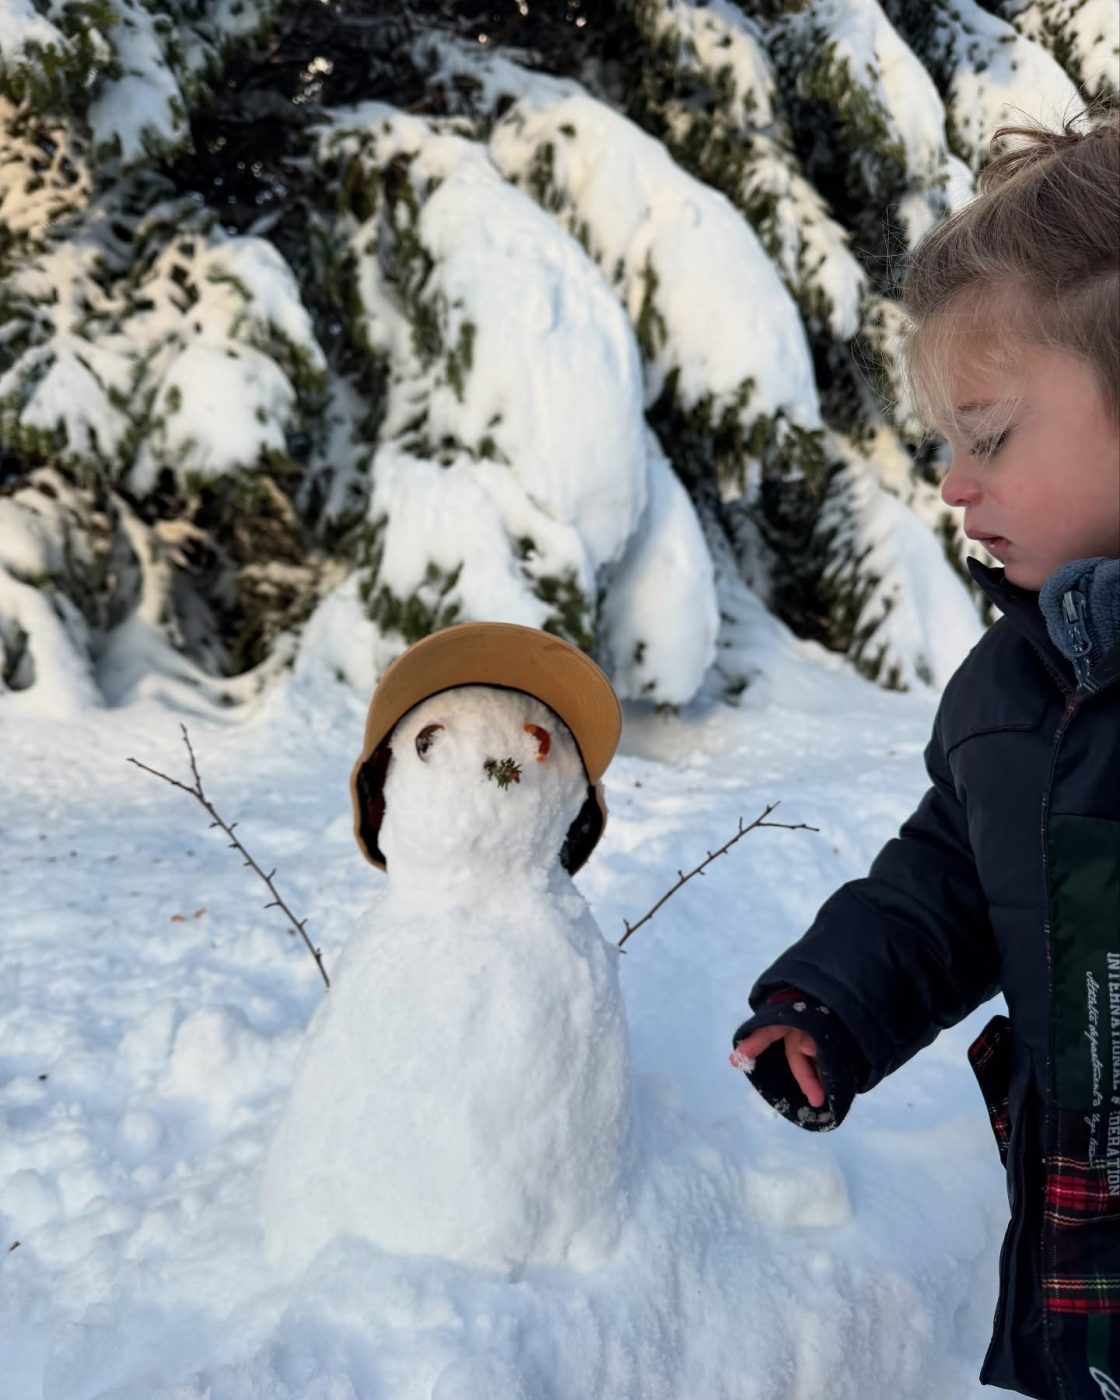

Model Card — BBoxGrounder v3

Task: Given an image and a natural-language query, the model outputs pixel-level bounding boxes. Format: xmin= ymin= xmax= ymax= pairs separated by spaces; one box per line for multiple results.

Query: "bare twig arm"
xmin=617 ymin=803 xmax=819 ymax=950
xmin=128 ymin=724 xmax=331 ymax=990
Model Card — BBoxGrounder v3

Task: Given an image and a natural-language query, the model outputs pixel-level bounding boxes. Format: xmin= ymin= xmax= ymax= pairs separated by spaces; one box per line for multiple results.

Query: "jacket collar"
xmin=967 ymin=558 xmax=1120 ymax=694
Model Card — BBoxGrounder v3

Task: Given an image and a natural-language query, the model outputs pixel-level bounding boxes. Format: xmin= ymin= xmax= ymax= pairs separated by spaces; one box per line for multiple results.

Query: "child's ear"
xmin=524 ymin=723 xmax=551 ymax=760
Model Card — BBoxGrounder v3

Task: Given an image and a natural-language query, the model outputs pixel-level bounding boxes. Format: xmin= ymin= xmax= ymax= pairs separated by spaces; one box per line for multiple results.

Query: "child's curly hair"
xmin=900 ymin=107 xmax=1120 ymax=439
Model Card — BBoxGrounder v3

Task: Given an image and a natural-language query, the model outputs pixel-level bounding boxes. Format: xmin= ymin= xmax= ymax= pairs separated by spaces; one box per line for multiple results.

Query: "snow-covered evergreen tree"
xmin=1 ymin=0 xmax=1116 ymax=710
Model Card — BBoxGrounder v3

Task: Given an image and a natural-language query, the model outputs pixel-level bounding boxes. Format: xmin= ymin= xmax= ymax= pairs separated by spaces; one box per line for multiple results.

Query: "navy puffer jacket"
xmin=734 ymin=559 xmax=1120 ymax=1400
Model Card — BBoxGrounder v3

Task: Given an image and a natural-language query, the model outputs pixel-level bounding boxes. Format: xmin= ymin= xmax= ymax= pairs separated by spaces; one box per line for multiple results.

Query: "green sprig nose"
xmin=484 ymin=757 xmax=522 ymax=789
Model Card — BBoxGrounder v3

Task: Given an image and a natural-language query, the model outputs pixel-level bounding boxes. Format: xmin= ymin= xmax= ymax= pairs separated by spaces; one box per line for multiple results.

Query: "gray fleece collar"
xmin=1038 ymin=557 xmax=1120 ymax=687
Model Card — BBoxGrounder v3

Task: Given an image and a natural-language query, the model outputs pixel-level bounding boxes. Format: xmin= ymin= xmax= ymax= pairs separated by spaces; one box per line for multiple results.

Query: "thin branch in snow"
xmin=128 ymin=725 xmax=331 ymax=990
xmin=617 ymin=803 xmax=819 ymax=951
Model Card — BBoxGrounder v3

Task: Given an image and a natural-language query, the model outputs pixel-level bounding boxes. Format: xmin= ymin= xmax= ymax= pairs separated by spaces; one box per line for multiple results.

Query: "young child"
xmin=731 ymin=115 xmax=1120 ymax=1400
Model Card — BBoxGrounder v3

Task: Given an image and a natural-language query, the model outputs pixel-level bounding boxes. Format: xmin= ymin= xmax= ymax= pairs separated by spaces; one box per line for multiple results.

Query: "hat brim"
xmin=350 ymin=622 xmax=621 ymax=874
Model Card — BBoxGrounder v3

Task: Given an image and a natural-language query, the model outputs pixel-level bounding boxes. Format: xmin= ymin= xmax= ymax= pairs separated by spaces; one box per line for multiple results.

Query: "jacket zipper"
xmin=1037 ymin=688 xmax=1083 ymax=1399
xmin=982 ymin=678 xmax=1085 ymax=1393
xmin=1060 ymin=588 xmax=1094 ymax=690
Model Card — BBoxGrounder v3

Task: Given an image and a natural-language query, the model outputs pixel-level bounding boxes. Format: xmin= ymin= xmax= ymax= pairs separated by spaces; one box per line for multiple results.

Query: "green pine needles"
xmin=484 ymin=757 xmax=522 ymax=789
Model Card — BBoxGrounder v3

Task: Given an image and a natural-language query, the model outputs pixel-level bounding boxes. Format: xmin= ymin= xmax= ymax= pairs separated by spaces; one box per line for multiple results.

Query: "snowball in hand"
xmin=260 ymin=685 xmax=634 ymax=1273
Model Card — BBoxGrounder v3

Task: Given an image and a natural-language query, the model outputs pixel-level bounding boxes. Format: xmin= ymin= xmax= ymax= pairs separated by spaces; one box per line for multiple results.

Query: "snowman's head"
xmin=351 ymin=622 xmax=620 ymax=880
xmin=372 ymin=685 xmax=593 ymax=884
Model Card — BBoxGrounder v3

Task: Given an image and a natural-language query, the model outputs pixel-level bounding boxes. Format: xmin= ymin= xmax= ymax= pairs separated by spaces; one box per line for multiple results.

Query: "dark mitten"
xmin=732 ymin=989 xmax=868 ymax=1131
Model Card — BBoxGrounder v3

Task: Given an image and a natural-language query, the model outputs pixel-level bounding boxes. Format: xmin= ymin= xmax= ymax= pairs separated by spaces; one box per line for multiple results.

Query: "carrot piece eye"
xmin=524 ymin=723 xmax=551 ymax=760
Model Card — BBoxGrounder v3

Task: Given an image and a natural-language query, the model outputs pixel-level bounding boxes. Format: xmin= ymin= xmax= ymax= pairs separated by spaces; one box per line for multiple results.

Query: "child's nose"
xmin=940 ymin=455 xmax=981 ymax=508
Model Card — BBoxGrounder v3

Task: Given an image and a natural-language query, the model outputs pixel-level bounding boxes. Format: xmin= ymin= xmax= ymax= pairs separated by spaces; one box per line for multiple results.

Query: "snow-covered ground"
xmin=1 ymin=588 xmax=1008 ymax=1399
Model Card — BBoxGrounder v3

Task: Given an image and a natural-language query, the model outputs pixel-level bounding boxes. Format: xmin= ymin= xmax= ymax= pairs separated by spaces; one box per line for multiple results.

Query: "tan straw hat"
xmin=350 ymin=622 xmax=622 ymax=875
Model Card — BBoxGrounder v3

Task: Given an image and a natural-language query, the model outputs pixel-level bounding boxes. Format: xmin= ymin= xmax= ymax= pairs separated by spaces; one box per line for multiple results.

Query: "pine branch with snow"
xmin=9 ymin=0 xmax=1110 ymax=711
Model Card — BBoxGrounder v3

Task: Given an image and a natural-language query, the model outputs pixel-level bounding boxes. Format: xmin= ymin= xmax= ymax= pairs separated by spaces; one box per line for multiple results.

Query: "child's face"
xmin=938 ymin=343 xmax=1120 ymax=589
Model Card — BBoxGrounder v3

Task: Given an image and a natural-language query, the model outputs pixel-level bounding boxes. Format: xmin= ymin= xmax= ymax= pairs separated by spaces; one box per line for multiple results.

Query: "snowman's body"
xmin=261 ymin=686 xmax=633 ymax=1273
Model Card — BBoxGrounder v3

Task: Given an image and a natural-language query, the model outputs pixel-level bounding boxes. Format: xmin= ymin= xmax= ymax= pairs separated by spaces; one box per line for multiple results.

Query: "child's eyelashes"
xmin=969 ymin=428 xmax=1011 ymax=458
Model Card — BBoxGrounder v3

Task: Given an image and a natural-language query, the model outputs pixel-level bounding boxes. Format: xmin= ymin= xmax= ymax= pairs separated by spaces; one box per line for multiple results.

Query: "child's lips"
xmin=968 ymin=531 xmax=1010 ymax=559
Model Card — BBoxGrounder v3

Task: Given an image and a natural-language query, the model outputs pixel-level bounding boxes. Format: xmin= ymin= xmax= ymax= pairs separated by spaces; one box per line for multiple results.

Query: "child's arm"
xmin=733 ymin=702 xmax=1000 ymax=1128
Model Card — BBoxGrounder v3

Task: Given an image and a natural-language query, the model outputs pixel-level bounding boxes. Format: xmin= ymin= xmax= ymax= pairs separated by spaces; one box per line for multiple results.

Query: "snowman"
xmin=261 ymin=622 xmax=634 ymax=1274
